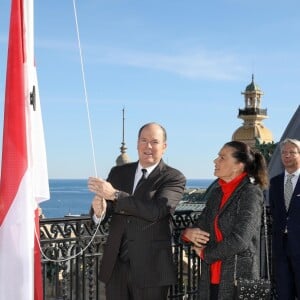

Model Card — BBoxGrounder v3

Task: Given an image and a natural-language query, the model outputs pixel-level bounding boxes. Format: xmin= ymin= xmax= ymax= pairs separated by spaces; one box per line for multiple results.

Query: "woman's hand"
xmin=192 ymin=245 xmax=205 ymax=257
xmin=183 ymin=227 xmax=210 ymax=248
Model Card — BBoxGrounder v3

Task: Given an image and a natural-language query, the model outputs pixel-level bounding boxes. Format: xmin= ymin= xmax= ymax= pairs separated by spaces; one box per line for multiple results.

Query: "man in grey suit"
xmin=88 ymin=122 xmax=186 ymax=300
xmin=269 ymin=138 xmax=300 ymax=299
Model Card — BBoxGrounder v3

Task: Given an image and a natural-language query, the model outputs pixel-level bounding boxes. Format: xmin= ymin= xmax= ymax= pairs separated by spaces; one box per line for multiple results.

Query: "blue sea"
xmin=39 ymin=178 xmax=214 ymax=218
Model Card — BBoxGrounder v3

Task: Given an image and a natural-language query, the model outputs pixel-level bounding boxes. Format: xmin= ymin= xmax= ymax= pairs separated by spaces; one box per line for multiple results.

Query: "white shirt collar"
xmin=137 ymin=162 xmax=159 ymax=178
xmin=132 ymin=162 xmax=159 ymax=193
xmin=285 ymin=168 xmax=300 ymax=177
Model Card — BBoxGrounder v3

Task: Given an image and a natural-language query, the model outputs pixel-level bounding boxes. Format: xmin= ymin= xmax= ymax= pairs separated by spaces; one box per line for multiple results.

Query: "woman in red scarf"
xmin=182 ymin=141 xmax=268 ymax=299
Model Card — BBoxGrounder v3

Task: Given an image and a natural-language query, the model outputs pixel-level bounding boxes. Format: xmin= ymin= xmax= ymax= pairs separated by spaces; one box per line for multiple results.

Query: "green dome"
xmin=245 ymin=74 xmax=261 ymax=92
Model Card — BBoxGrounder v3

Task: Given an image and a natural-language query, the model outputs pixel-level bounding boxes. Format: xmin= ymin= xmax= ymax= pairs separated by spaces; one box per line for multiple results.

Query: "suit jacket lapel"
xmin=273 ymin=174 xmax=286 ymax=212
xmin=290 ymin=176 xmax=300 ymax=210
xmin=127 ymin=162 xmax=138 ymax=194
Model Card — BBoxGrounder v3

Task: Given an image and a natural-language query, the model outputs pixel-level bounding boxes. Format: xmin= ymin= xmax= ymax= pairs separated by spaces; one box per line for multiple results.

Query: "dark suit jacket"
xmin=269 ymin=173 xmax=300 ymax=258
xmin=92 ymin=160 xmax=186 ymax=287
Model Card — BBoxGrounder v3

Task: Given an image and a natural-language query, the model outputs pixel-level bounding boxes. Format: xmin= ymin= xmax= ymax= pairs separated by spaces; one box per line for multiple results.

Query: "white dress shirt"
xmin=132 ymin=162 xmax=158 ymax=193
xmin=285 ymin=168 xmax=300 ymax=191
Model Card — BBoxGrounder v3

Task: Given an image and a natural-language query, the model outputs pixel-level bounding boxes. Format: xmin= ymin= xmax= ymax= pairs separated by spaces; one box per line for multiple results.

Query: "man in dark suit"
xmin=88 ymin=122 xmax=186 ymax=300
xmin=269 ymin=138 xmax=300 ymax=299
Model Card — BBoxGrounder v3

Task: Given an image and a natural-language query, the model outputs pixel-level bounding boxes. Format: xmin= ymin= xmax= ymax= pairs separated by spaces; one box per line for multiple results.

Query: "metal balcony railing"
xmin=40 ymin=209 xmax=273 ymax=300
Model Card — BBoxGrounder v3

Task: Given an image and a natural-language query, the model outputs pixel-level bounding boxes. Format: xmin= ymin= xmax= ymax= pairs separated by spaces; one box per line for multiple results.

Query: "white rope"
xmin=36 ymin=213 xmax=104 ymax=263
xmin=72 ymin=0 xmax=98 ymax=178
xmin=36 ymin=0 xmax=103 ymax=263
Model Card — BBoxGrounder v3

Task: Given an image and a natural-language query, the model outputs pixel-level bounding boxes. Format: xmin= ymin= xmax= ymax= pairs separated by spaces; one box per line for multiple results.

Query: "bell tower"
xmin=232 ymin=75 xmax=273 ymax=147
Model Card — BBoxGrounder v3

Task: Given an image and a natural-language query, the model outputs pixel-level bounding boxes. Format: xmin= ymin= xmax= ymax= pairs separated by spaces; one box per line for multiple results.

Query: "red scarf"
xmin=210 ymin=172 xmax=247 ymax=284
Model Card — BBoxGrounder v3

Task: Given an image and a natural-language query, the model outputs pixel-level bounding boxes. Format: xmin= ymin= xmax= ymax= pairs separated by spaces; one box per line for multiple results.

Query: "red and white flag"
xmin=0 ymin=0 xmax=50 ymax=299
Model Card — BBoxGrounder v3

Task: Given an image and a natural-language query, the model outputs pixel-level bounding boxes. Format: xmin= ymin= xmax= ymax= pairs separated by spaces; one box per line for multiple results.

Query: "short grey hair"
xmin=280 ymin=138 xmax=300 ymax=152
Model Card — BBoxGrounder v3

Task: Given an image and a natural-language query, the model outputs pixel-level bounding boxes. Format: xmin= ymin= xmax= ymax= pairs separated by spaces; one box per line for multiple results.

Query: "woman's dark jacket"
xmin=195 ymin=177 xmax=264 ymax=300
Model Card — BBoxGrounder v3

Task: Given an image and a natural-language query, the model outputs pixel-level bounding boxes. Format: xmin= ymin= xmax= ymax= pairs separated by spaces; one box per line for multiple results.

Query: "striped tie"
xmin=135 ymin=168 xmax=147 ymax=190
xmin=284 ymin=174 xmax=294 ymax=210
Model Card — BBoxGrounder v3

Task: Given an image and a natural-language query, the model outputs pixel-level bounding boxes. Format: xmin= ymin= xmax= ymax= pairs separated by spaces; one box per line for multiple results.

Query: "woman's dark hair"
xmin=224 ymin=141 xmax=269 ymax=189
